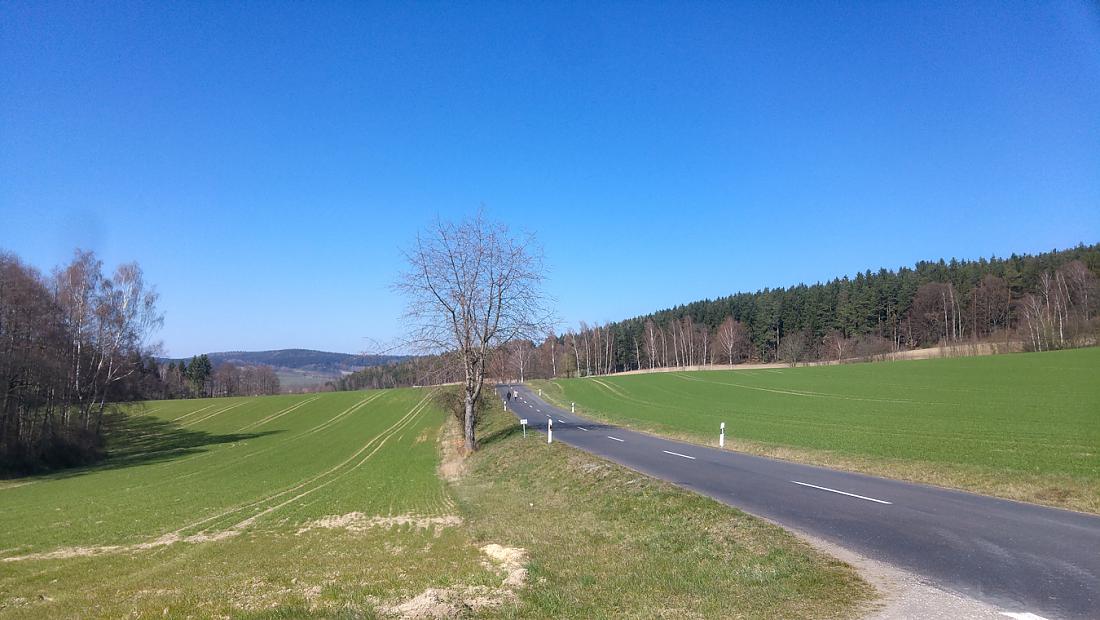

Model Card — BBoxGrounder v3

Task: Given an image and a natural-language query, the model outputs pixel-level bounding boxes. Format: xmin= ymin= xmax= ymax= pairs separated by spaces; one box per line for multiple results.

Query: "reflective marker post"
xmin=547 ymin=417 xmax=553 ymax=444
xmin=571 ymin=402 xmax=575 ymax=413
xmin=720 ymin=422 xmax=726 ymax=448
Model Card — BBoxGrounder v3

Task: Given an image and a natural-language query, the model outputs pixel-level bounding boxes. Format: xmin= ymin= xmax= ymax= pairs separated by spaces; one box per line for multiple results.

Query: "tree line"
xmin=158 ymin=354 xmax=280 ymax=399
xmin=0 ymin=250 xmax=162 ymax=473
xmin=1 ymin=250 xmax=282 ymax=474
xmin=333 ymin=243 xmax=1099 ymax=390
xmin=556 ymin=244 xmax=1099 ymax=374
xmin=329 ymin=355 xmax=455 ymax=391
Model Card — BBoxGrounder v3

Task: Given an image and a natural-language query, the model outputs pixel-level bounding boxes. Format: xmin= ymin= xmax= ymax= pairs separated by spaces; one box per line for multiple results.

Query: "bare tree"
xmin=777 ymin=330 xmax=808 ymax=366
xmin=55 ymin=254 xmax=162 ymax=433
xmin=1017 ymin=265 xmax=1095 ymax=351
xmin=568 ymin=331 xmax=581 ymax=377
xmin=822 ymin=329 xmax=850 ymax=361
xmin=545 ymin=331 xmax=558 ymax=377
xmin=909 ymin=282 xmax=962 ymax=346
xmin=716 ymin=316 xmax=750 ymax=364
xmin=699 ymin=324 xmax=709 ymax=365
xmin=212 ymin=363 xmax=241 ymax=397
xmin=506 ymin=339 xmax=534 ymax=382
xmin=1 ymin=250 xmax=162 ymax=472
xmin=580 ymin=321 xmax=592 ymax=376
xmin=1059 ymin=260 xmax=1096 ymax=325
xmin=970 ymin=275 xmax=1010 ymax=338
xmin=396 ymin=214 xmax=551 ymax=452
xmin=644 ymin=319 xmax=658 ymax=369
xmin=657 ymin=322 xmax=666 ymax=367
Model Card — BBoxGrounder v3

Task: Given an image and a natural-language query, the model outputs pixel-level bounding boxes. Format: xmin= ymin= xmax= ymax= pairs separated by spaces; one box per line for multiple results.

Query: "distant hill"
xmin=166 ymin=349 xmax=411 ymax=389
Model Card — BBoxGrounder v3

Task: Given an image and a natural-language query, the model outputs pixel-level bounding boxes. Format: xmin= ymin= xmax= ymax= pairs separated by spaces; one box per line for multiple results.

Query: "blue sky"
xmin=2 ymin=1 xmax=1098 ymax=357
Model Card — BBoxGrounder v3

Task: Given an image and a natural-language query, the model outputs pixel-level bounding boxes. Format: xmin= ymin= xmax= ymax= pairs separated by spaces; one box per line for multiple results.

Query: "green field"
xmin=0 ymin=389 xmax=498 ymax=618
xmin=534 ymin=348 xmax=1100 ymax=513
xmin=0 ymin=389 xmax=868 ymax=618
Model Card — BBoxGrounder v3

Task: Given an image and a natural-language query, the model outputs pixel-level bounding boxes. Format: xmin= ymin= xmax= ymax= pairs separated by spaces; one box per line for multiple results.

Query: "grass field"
xmin=0 ymin=388 xmax=870 ymax=618
xmin=0 ymin=390 xmax=509 ymax=618
xmin=533 ymin=348 xmax=1100 ymax=514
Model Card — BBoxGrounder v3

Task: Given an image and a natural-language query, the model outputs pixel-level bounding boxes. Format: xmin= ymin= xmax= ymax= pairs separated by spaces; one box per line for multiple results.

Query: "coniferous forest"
xmin=335 ymin=243 xmax=1099 ymax=389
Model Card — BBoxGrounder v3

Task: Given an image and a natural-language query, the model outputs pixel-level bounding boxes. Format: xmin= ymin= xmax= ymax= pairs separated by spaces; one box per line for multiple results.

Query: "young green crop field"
xmin=0 ymin=389 xmax=498 ymax=618
xmin=533 ymin=348 xmax=1100 ymax=514
xmin=0 ymin=388 xmax=869 ymax=618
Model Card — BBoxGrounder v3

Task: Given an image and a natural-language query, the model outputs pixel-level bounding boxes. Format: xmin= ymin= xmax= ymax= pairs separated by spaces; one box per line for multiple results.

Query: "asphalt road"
xmin=497 ymin=384 xmax=1100 ymax=620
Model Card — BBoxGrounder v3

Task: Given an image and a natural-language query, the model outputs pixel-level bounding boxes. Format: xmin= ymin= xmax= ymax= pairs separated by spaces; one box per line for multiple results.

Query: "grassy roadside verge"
xmin=453 ymin=393 xmax=873 ymax=618
xmin=528 ymin=349 xmax=1100 ymax=514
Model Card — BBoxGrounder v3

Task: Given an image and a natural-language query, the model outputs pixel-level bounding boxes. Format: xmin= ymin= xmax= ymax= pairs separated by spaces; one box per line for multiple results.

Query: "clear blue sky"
xmin=2 ymin=1 xmax=1098 ymax=357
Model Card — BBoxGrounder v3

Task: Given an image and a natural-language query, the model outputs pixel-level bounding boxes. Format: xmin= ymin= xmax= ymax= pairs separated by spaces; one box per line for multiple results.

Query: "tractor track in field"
xmin=1 ymin=391 xmax=435 ymax=564
xmin=179 ymin=400 xmax=251 ymax=427
xmin=671 ymin=372 xmax=955 ymax=406
xmin=111 ymin=393 xmax=384 ymax=494
xmin=169 ymin=402 xmax=216 ymax=422
xmin=237 ymin=395 xmax=322 ymax=431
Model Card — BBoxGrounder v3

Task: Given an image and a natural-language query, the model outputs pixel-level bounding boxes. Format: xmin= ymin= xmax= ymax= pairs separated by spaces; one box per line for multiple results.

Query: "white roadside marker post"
xmin=520 ymin=418 xmax=527 ymax=438
xmin=571 ymin=402 xmax=575 ymax=413
xmin=720 ymin=422 xmax=726 ymax=448
xmin=547 ymin=417 xmax=553 ymax=444
xmin=539 ymin=388 xmax=543 ymax=397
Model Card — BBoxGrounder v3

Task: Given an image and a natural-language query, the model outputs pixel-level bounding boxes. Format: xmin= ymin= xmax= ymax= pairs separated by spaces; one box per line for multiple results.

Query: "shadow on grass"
xmin=100 ymin=409 xmax=281 ymax=470
xmin=476 ymin=421 xmax=523 ymax=448
xmin=6 ymin=405 xmax=281 ymax=482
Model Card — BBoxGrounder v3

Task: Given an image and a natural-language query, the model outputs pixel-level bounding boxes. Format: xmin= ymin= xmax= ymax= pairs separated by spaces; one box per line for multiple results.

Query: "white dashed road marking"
xmin=662 ymin=450 xmax=696 ymax=460
xmin=790 ymin=481 xmax=892 ymax=505
xmin=607 ymin=436 xmax=625 ymax=442
xmin=578 ymin=427 xmax=588 ymax=431
xmin=1000 ymin=613 xmax=1050 ymax=620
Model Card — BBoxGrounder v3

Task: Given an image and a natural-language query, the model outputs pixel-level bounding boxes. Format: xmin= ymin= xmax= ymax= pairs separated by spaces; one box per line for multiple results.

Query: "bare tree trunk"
xmin=607 ymin=330 xmax=614 ymax=374
xmin=570 ymin=333 xmax=580 ymax=378
xmin=550 ymin=336 xmax=557 ymax=377
xmin=583 ymin=330 xmax=591 ymax=376
xmin=464 ymin=391 xmax=476 ymax=452
xmin=659 ymin=325 xmax=667 ymax=368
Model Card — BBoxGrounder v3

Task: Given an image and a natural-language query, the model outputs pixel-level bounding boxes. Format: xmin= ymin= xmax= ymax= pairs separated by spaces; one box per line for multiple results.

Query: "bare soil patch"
xmin=380 ymin=543 xmax=528 ymax=618
xmin=295 ymin=512 xmax=463 ymax=536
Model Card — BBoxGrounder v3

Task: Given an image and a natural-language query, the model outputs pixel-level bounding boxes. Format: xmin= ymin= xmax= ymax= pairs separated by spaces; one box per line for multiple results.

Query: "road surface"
xmin=497 ymin=384 xmax=1100 ymax=620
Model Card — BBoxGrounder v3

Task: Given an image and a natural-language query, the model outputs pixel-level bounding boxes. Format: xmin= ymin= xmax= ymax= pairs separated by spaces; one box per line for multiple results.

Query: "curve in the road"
xmin=498 ymin=384 xmax=1100 ymax=620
